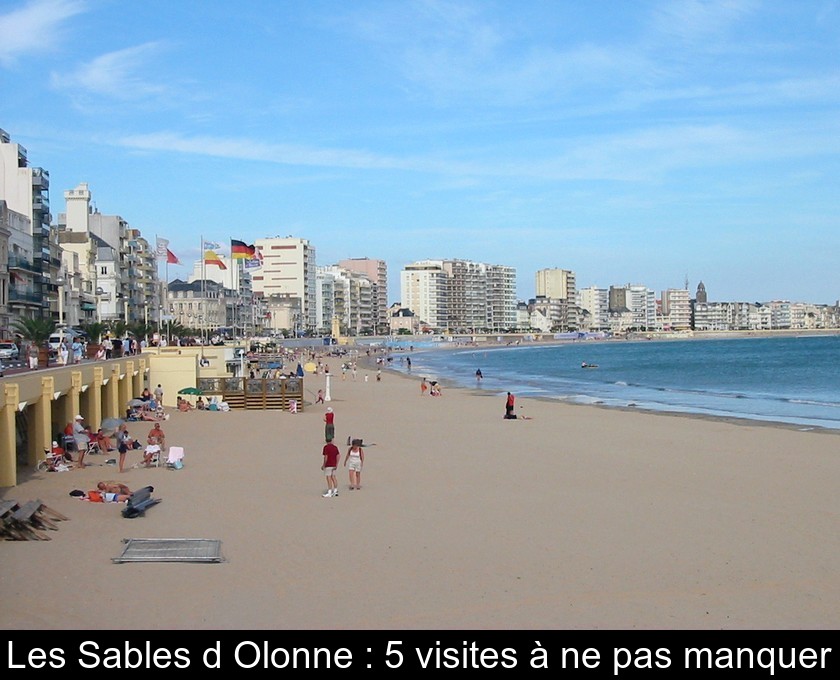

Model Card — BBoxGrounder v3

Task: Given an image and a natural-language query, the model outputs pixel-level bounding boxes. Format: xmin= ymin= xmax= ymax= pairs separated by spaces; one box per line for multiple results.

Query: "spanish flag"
xmin=231 ymin=239 xmax=256 ymax=259
xmin=204 ymin=250 xmax=227 ymax=270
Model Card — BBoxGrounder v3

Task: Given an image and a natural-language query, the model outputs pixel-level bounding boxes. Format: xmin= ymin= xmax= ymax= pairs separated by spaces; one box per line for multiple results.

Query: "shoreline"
xmin=375 ymin=335 xmax=840 ymax=434
xmin=3 ymin=363 xmax=840 ymax=630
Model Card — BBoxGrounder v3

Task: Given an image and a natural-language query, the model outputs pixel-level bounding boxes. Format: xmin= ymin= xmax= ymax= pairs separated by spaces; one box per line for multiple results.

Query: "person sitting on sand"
xmin=177 ymin=396 xmax=193 ymax=412
xmin=196 ymin=396 xmax=206 ymax=410
xmin=94 ymin=428 xmax=116 ymax=452
xmin=147 ymin=422 xmax=166 ymax=450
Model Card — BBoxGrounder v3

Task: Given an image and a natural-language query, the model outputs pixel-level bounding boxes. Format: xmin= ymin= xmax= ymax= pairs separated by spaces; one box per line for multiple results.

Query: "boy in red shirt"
xmin=321 ymin=437 xmax=340 ymax=498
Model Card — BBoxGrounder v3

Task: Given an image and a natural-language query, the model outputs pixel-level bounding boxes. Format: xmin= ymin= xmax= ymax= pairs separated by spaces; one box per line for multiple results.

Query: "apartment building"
xmin=535 ymin=268 xmax=578 ymax=330
xmin=338 ymin=257 xmax=388 ymax=333
xmin=251 ymin=237 xmax=317 ymax=332
xmin=660 ymin=288 xmax=692 ymax=331
xmin=577 ymin=286 xmax=609 ymax=332
xmin=58 ymin=182 xmax=159 ymax=325
xmin=318 ymin=265 xmax=374 ymax=335
xmin=400 ymin=261 xmax=449 ymax=331
xmin=0 ymin=129 xmax=56 ymax=324
xmin=400 ymin=259 xmax=517 ymax=332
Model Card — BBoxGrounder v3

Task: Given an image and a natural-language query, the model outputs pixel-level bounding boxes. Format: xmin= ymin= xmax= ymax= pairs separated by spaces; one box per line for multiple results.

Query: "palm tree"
xmin=12 ymin=317 xmax=56 ymax=366
xmin=12 ymin=317 xmax=56 ymax=345
xmin=81 ymin=321 xmax=111 ymax=359
xmin=79 ymin=321 xmax=108 ymax=344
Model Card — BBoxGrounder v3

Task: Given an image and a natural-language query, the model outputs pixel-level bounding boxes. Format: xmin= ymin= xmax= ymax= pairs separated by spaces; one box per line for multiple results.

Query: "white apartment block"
xmin=59 ymin=182 xmax=159 ymax=325
xmin=338 ymin=257 xmax=388 ymax=332
xmin=1 ymin=128 xmax=56 ymax=324
xmin=251 ymin=237 xmax=317 ymax=332
xmin=318 ymin=265 xmax=374 ymax=335
xmin=400 ymin=261 xmax=449 ymax=330
xmin=535 ymin=268 xmax=578 ymax=329
xmin=660 ymin=288 xmax=692 ymax=331
xmin=628 ymin=285 xmax=657 ymax=330
xmin=577 ymin=286 xmax=609 ymax=331
xmin=400 ymin=259 xmax=516 ymax=332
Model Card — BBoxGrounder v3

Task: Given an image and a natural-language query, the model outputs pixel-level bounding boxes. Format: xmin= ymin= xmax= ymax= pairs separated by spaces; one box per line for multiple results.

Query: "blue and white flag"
xmin=243 ymin=258 xmax=262 ymax=270
xmin=203 ymin=240 xmax=221 ymax=250
xmin=155 ymin=237 xmax=169 ymax=257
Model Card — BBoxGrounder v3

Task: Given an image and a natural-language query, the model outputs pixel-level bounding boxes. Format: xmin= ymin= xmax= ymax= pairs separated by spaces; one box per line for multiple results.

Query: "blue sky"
xmin=2 ymin=0 xmax=838 ymax=305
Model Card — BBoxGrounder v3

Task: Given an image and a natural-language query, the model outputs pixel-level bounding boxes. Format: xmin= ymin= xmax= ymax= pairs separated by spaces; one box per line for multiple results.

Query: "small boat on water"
xmin=581 ymin=362 xmax=599 ymax=369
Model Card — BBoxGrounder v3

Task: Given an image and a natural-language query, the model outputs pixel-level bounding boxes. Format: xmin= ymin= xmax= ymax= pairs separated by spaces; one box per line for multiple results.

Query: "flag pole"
xmin=201 ymin=234 xmax=206 ymax=353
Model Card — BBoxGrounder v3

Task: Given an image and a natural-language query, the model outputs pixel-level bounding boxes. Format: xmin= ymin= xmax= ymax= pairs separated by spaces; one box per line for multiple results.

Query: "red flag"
xmin=166 ymin=248 xmax=180 ymax=264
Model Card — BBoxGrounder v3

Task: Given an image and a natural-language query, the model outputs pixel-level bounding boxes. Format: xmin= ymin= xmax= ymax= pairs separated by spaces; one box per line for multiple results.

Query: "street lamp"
xmin=324 ymin=370 xmax=332 ymax=402
xmin=55 ymin=275 xmax=65 ymax=328
xmin=238 ymin=348 xmax=245 ymax=378
xmin=95 ymin=286 xmax=104 ymax=322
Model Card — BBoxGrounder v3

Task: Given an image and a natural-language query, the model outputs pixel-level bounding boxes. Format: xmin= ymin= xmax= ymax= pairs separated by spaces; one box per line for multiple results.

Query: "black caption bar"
xmin=3 ymin=630 xmax=836 ymax=675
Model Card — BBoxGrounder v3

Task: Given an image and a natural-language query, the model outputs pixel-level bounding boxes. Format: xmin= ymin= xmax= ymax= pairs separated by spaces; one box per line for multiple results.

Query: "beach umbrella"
xmin=127 ymin=398 xmax=145 ymax=407
xmin=100 ymin=417 xmax=124 ymax=435
xmin=296 ymin=363 xmax=304 ymax=377
xmin=178 ymin=387 xmax=203 ymax=395
xmin=303 ymin=362 xmax=317 ymax=373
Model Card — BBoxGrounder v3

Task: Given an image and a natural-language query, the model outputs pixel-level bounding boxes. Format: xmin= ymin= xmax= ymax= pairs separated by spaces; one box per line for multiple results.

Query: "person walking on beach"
xmin=406 ymin=356 xmax=411 ymax=372
xmin=504 ymin=391 xmax=515 ymax=419
xmin=321 ymin=438 xmax=340 ymax=497
xmin=324 ymin=407 xmax=335 ymax=442
xmin=421 ymin=377 xmax=428 ymax=396
xmin=316 ymin=389 xmax=325 ymax=404
xmin=344 ymin=438 xmax=364 ymax=490
xmin=154 ymin=384 xmax=164 ymax=405
xmin=476 ymin=368 xmax=483 ymax=382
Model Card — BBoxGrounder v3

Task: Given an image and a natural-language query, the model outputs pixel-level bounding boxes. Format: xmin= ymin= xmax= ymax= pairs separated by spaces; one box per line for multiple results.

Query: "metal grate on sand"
xmin=112 ymin=538 xmax=224 ymax=563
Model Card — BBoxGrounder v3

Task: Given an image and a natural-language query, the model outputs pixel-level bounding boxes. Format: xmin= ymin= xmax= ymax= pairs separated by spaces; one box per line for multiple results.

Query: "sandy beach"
xmin=2 ymin=360 xmax=840 ymax=630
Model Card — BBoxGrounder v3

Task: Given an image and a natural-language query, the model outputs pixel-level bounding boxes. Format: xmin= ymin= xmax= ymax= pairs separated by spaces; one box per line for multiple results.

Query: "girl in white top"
xmin=343 ymin=439 xmax=364 ymax=490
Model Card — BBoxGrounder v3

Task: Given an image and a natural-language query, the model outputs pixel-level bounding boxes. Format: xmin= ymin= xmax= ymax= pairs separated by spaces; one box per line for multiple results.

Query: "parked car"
xmin=0 ymin=341 xmax=20 ymax=360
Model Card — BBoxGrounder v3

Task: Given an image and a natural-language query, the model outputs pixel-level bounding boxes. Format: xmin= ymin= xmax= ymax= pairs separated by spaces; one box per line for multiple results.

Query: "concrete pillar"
xmin=0 ymin=383 xmax=20 ymax=488
xmin=120 ymin=361 xmax=134 ymax=415
xmin=87 ymin=366 xmax=104 ymax=431
xmin=134 ymin=358 xmax=146 ymax=397
xmin=104 ymin=364 xmax=120 ymax=419
xmin=67 ymin=371 xmax=82 ymax=425
xmin=29 ymin=376 xmax=54 ymax=466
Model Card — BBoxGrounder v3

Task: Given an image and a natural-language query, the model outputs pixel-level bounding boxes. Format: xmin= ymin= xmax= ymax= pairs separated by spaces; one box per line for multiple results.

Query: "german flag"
xmin=231 ymin=239 xmax=256 ymax=259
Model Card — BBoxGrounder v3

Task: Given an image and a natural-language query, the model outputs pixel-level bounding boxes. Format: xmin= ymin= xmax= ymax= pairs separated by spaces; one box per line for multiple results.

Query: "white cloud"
xmin=0 ymin=0 xmax=86 ymax=67
xmin=51 ymin=42 xmax=168 ymax=100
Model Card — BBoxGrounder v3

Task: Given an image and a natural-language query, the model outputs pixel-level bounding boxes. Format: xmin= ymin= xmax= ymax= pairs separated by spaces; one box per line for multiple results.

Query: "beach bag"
xmin=87 ymin=491 xmax=104 ymax=503
xmin=172 ymin=459 xmax=184 ymax=470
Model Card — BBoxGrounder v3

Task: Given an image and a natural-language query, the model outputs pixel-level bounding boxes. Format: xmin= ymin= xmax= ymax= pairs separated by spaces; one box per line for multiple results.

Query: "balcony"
xmin=8 ymin=255 xmax=38 ymax=272
xmin=9 ymin=289 xmax=42 ymax=305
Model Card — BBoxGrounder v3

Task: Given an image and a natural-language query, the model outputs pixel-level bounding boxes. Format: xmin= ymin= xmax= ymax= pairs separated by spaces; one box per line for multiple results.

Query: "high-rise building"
xmin=58 ymin=182 xmax=159 ymax=325
xmin=318 ymin=265 xmax=374 ymax=335
xmin=577 ymin=286 xmax=609 ymax=331
xmin=251 ymin=237 xmax=317 ymax=332
xmin=0 ymin=128 xmax=55 ymax=323
xmin=536 ymin=268 xmax=578 ymax=330
xmin=400 ymin=258 xmax=516 ymax=332
xmin=338 ymin=257 xmax=388 ymax=333
xmin=660 ymin=288 xmax=691 ymax=330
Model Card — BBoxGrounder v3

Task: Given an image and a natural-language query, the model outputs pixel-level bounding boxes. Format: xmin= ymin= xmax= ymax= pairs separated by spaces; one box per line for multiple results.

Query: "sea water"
xmin=391 ymin=335 xmax=840 ymax=430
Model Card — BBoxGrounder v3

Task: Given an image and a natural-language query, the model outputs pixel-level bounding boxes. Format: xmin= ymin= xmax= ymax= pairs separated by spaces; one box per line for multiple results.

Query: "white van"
xmin=49 ymin=331 xmax=80 ymax=355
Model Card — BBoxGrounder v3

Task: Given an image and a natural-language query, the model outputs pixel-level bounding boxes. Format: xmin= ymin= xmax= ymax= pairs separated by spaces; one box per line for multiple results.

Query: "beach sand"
xmin=2 ymin=362 xmax=839 ymax=630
